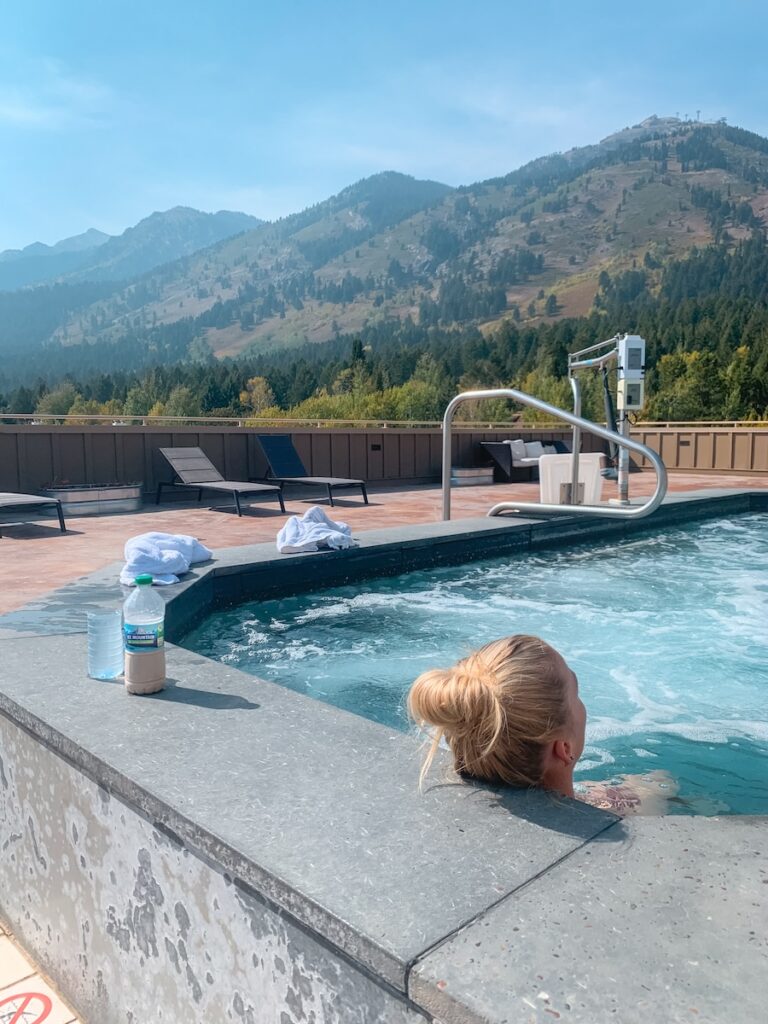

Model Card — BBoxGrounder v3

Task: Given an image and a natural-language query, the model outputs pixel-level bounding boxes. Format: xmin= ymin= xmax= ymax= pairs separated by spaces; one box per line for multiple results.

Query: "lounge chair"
xmin=0 ymin=492 xmax=66 ymax=537
xmin=155 ymin=447 xmax=285 ymax=516
xmin=256 ymin=434 xmax=368 ymax=507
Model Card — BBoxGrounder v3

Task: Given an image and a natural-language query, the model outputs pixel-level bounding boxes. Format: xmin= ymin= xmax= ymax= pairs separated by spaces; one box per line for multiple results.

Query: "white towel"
xmin=276 ymin=506 xmax=354 ymax=554
xmin=120 ymin=532 xmax=213 ymax=586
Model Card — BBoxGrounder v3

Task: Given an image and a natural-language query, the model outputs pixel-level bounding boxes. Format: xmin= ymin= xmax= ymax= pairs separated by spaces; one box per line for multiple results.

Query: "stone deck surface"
xmin=1 ymin=471 xmax=766 ymax=615
xmin=0 ymin=919 xmax=80 ymax=1023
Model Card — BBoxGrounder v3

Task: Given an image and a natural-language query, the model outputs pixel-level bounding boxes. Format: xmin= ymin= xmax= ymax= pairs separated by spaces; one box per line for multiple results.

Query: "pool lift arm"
xmin=568 ymin=333 xmax=647 ymax=506
xmin=441 ymin=333 xmax=666 ymax=521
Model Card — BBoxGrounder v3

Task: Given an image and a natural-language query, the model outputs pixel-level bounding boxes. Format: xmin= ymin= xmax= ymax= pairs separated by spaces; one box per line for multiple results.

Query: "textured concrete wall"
xmin=0 ymin=714 xmax=424 ymax=1024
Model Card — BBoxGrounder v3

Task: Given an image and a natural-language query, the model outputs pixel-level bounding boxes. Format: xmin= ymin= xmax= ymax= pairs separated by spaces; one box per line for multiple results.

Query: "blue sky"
xmin=2 ymin=0 xmax=768 ymax=250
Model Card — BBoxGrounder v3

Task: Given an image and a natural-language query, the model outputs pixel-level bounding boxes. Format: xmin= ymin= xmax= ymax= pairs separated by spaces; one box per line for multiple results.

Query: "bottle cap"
xmin=134 ymin=574 xmax=154 ymax=586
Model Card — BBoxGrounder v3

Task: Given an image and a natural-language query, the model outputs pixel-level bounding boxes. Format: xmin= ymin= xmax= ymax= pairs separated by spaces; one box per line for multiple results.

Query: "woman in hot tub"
xmin=408 ymin=634 xmax=677 ymax=815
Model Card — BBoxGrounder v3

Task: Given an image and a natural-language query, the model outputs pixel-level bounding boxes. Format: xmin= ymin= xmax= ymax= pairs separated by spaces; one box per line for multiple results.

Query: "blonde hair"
xmin=407 ymin=635 xmax=570 ymax=789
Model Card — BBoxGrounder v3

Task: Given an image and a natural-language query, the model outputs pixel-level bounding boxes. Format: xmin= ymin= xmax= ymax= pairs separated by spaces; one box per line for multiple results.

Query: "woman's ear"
xmin=551 ymin=738 xmax=574 ymax=766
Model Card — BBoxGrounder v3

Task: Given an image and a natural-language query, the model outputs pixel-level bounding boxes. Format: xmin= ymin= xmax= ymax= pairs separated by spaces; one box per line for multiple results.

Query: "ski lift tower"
xmin=568 ymin=333 xmax=646 ymax=505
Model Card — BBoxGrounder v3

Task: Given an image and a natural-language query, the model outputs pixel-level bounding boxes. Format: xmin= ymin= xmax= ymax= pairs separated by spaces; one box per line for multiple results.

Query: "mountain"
xmin=0 ymin=228 xmax=110 ymax=290
xmin=0 ymin=208 xmax=262 ymax=291
xmin=0 ymin=227 xmax=109 ymax=263
xmin=3 ymin=119 xmax=768 ymax=389
xmin=64 ymin=207 xmax=263 ymax=283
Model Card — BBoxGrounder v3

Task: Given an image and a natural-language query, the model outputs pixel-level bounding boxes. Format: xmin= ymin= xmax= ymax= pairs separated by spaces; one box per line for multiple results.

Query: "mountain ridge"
xmin=0 ymin=207 xmax=263 ymax=292
xmin=2 ymin=118 xmax=768 ymax=385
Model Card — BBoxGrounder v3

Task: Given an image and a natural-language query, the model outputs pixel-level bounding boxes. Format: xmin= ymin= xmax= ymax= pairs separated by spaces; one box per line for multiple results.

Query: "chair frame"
xmin=155 ymin=448 xmax=285 ymax=516
xmin=0 ymin=493 xmax=67 ymax=538
xmin=255 ymin=435 xmax=368 ymax=507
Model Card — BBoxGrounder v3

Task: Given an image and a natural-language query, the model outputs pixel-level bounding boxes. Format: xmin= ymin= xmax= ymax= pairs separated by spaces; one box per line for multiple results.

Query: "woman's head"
xmin=407 ymin=635 xmax=586 ymax=793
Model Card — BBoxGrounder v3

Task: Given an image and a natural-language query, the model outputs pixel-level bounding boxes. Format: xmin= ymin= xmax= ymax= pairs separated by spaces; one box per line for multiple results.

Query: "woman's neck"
xmin=541 ymin=763 xmax=575 ymax=799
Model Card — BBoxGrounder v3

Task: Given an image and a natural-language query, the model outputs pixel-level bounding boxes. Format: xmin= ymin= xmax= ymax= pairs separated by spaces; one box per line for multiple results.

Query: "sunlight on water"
xmin=185 ymin=513 xmax=768 ymax=815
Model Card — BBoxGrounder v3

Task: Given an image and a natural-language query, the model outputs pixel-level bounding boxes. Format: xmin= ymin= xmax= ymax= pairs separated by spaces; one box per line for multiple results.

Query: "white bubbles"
xmin=185 ymin=512 xmax=768 ymax=809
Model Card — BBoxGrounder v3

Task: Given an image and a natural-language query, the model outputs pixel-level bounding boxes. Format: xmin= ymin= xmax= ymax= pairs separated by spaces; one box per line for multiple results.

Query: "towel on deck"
xmin=120 ymin=532 xmax=213 ymax=586
xmin=276 ymin=506 xmax=354 ymax=554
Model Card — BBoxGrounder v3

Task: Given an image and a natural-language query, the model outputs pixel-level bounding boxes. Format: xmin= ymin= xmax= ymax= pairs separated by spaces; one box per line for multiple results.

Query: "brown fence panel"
xmin=89 ymin=432 xmax=118 ymax=484
xmin=382 ymin=433 xmax=400 ymax=479
xmin=676 ymin=433 xmax=694 ymax=469
xmin=754 ymin=432 xmax=768 ymax=472
xmin=310 ymin=433 xmax=332 ymax=477
xmin=349 ymin=433 xmax=368 ymax=481
xmin=367 ymin=434 xmax=384 ymax=479
xmin=413 ymin=434 xmax=432 ymax=478
xmin=733 ymin=432 xmax=753 ymax=471
xmin=399 ymin=432 xmax=415 ymax=479
xmin=694 ymin=432 xmax=714 ymax=470
xmin=330 ymin=433 xmax=351 ymax=478
xmin=713 ymin=432 xmax=733 ymax=471
xmin=20 ymin=433 xmax=54 ymax=491
xmin=0 ymin=434 xmax=20 ymax=491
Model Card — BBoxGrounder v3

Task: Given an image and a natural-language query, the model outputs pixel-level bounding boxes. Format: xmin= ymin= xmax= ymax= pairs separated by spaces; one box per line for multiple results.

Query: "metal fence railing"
xmin=1 ymin=412 xmax=767 ymax=430
xmin=0 ymin=413 xmax=530 ymax=430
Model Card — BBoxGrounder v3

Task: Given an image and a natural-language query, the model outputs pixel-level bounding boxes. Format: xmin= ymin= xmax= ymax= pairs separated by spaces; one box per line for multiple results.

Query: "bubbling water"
xmin=185 ymin=513 xmax=768 ymax=814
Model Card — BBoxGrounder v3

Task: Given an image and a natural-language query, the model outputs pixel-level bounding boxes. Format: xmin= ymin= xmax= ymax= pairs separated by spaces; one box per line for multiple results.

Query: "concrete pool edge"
xmin=0 ymin=487 xmax=766 ymax=1023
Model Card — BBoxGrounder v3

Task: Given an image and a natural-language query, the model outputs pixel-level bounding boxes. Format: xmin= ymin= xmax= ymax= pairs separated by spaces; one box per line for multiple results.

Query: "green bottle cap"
xmin=134 ymin=574 xmax=154 ymax=585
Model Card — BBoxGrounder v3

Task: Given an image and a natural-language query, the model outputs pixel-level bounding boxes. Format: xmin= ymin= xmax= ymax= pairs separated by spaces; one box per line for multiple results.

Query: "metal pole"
xmin=441 ymin=401 xmax=455 ymax=521
xmin=569 ymin=376 xmax=582 ymax=504
xmin=617 ymin=413 xmax=631 ymax=503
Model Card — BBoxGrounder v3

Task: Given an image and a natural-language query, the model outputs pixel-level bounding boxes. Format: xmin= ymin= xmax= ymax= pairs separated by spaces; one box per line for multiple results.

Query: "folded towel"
xmin=276 ymin=506 xmax=354 ymax=554
xmin=120 ymin=532 xmax=213 ymax=586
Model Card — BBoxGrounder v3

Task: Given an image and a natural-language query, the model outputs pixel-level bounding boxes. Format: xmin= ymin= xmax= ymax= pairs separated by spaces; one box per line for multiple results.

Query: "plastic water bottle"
xmin=123 ymin=574 xmax=166 ymax=695
xmin=87 ymin=609 xmax=124 ymax=680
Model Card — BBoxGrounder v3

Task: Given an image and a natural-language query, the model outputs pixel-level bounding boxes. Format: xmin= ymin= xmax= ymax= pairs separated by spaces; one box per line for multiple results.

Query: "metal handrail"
xmin=441 ymin=388 xmax=668 ymax=521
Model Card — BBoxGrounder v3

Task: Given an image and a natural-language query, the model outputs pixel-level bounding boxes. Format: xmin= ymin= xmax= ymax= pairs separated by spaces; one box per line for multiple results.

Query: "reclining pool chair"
xmin=156 ymin=447 xmax=285 ymax=516
xmin=256 ymin=434 xmax=368 ymax=507
xmin=0 ymin=492 xmax=67 ymax=537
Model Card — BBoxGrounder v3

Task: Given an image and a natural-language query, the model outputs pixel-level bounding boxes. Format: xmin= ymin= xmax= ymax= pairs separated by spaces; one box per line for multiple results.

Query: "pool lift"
xmin=441 ymin=332 xmax=667 ymax=521
xmin=568 ymin=332 xmax=648 ymax=506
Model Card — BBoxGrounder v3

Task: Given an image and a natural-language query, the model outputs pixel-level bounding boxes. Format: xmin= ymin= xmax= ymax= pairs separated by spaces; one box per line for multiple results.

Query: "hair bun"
xmin=407 ymin=635 xmax=570 ymax=789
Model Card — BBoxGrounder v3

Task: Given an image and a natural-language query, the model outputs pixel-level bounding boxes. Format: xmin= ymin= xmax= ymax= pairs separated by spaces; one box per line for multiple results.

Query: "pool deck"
xmin=0 ymin=482 xmax=766 ymax=1023
xmin=0 ymin=920 xmax=80 ymax=1024
xmin=1 ymin=470 xmax=767 ymax=614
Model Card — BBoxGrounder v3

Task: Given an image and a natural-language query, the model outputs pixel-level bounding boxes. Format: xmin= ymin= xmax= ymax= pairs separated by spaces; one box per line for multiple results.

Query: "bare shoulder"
xmin=576 ymin=770 xmax=679 ymax=816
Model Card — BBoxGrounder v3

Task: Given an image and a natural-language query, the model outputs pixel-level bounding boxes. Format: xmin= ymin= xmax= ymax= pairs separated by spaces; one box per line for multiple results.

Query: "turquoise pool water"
xmin=185 ymin=513 xmax=768 ymax=814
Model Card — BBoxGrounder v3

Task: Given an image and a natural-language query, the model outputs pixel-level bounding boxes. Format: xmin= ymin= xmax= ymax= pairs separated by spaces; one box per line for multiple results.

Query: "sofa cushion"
xmin=524 ymin=441 xmax=545 ymax=458
xmin=506 ymin=439 xmax=527 ymax=462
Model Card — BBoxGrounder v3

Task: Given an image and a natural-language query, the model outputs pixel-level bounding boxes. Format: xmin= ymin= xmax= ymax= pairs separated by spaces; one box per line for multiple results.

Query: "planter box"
xmin=42 ymin=483 xmax=143 ymax=516
xmin=450 ymin=467 xmax=495 ymax=487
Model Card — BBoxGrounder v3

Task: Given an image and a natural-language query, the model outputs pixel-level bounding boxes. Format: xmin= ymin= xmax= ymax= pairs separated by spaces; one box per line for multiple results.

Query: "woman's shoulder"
xmin=575 ymin=770 xmax=679 ymax=816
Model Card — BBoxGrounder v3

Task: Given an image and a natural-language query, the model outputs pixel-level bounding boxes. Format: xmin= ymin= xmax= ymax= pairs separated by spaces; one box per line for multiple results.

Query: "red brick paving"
xmin=1 ymin=473 xmax=766 ymax=616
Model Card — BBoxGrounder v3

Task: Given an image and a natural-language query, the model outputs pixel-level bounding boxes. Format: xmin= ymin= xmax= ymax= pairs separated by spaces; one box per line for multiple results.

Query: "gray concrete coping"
xmin=411 ymin=815 xmax=768 ymax=1023
xmin=0 ymin=631 xmax=617 ymax=991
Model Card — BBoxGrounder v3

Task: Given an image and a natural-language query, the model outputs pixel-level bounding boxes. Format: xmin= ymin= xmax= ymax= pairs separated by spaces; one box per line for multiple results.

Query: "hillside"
xmin=0 ymin=208 xmax=262 ymax=291
xmin=3 ymin=118 xmax=768 ymax=396
xmin=35 ymin=119 xmax=768 ymax=366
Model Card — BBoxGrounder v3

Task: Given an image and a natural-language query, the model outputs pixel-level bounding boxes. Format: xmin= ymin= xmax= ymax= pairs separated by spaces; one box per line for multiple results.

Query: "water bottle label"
xmin=124 ymin=622 xmax=164 ymax=652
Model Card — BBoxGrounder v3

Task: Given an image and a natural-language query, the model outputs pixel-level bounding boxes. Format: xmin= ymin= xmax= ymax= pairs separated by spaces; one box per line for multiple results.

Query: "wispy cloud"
xmin=0 ymin=59 xmax=114 ymax=130
xmin=276 ymin=60 xmax=639 ymax=188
